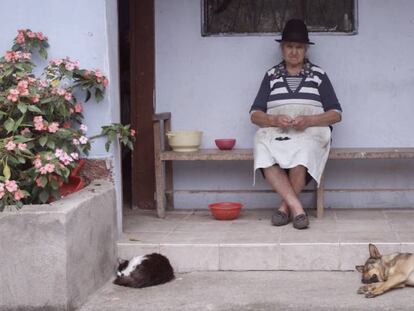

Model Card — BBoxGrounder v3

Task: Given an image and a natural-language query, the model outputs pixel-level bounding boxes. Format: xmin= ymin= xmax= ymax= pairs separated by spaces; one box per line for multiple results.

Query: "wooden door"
xmin=124 ymin=0 xmax=156 ymax=209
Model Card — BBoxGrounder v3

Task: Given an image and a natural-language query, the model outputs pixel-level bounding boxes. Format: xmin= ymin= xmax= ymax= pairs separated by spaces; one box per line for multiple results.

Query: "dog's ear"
xmin=369 ymin=243 xmax=381 ymax=259
xmin=355 ymin=265 xmax=364 ymax=273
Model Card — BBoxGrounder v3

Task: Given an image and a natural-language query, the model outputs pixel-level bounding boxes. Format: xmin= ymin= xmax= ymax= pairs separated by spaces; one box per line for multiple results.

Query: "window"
xmin=202 ymin=0 xmax=357 ymax=36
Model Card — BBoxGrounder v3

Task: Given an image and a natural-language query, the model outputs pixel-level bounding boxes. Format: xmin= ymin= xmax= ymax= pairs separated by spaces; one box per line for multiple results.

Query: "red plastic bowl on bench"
xmin=208 ymin=202 xmax=243 ymax=220
xmin=215 ymin=139 xmax=236 ymax=150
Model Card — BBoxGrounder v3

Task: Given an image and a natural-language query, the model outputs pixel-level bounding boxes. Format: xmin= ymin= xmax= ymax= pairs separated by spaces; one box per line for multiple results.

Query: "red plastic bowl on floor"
xmin=208 ymin=202 xmax=243 ymax=220
xmin=215 ymin=139 xmax=236 ymax=150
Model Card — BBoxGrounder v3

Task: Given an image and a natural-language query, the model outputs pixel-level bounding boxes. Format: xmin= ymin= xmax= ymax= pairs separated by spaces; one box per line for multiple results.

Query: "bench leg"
xmin=154 ymin=121 xmax=166 ymax=218
xmin=164 ymin=118 xmax=174 ymax=210
xmin=155 ymin=158 xmax=166 ymax=218
xmin=316 ymin=174 xmax=325 ymax=218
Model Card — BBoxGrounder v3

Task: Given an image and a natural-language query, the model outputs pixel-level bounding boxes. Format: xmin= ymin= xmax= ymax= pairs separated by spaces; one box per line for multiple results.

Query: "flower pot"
xmin=60 ymin=176 xmax=85 ymax=198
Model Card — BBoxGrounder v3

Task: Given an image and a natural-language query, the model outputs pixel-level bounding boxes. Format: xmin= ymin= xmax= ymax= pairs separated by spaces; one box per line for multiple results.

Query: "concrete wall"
xmin=0 ymin=0 xmax=124 ymax=228
xmin=155 ymin=0 xmax=414 ymax=209
xmin=0 ymin=180 xmax=117 ymax=311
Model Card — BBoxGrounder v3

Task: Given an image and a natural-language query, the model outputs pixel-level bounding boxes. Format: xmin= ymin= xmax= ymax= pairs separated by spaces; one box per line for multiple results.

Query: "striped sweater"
xmin=250 ymin=61 xmax=342 ymax=114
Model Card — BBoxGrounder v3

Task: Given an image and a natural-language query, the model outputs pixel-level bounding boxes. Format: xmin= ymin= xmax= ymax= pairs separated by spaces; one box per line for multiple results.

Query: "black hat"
xmin=276 ymin=19 xmax=314 ymax=45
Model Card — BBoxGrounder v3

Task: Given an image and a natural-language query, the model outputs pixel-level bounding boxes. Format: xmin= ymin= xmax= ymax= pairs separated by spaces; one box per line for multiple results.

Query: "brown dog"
xmin=355 ymin=243 xmax=414 ymax=298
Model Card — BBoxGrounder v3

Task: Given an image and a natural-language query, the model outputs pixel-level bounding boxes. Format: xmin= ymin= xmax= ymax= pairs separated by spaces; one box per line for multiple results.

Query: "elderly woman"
xmin=250 ymin=19 xmax=342 ymax=229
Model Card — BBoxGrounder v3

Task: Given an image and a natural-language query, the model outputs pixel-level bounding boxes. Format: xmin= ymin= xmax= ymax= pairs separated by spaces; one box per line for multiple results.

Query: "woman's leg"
xmin=269 ymin=165 xmax=307 ymax=217
xmin=263 ymin=165 xmax=304 ymax=216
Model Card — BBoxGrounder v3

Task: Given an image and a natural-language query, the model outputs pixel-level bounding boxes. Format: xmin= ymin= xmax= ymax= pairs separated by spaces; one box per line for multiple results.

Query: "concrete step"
xmin=118 ymin=208 xmax=414 ymax=272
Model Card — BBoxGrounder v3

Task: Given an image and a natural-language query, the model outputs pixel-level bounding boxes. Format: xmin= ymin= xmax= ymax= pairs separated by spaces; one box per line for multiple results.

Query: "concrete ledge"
xmin=0 ymin=180 xmax=117 ymax=311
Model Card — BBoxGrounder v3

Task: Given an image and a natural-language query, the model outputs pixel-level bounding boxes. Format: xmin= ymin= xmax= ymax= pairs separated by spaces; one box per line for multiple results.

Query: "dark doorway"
xmin=118 ymin=0 xmax=156 ymax=210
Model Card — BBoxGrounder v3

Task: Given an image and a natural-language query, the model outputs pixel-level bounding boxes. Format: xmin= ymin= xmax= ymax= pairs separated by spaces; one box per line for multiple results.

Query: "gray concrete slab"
xmin=119 ymin=208 xmax=414 ymax=272
xmin=79 ymin=271 xmax=414 ymax=311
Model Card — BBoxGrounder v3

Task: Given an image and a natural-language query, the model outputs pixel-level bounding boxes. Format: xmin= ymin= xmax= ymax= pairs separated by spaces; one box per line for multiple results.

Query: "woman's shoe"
xmin=271 ymin=209 xmax=290 ymax=226
xmin=292 ymin=213 xmax=309 ymax=229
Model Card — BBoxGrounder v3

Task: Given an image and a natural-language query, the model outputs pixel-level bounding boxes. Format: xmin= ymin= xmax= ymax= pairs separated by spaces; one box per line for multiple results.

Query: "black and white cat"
xmin=113 ymin=253 xmax=174 ymax=288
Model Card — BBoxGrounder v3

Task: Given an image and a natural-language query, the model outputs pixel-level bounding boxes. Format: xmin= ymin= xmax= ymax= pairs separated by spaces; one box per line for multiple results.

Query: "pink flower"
xmin=36 ymin=32 xmax=45 ymax=40
xmin=34 ymin=116 xmax=45 ymax=131
xmin=130 ymin=129 xmax=136 ymax=136
xmin=33 ymin=158 xmax=42 ymax=169
xmin=7 ymin=88 xmax=19 ymax=102
xmin=95 ymin=69 xmax=103 ymax=78
xmin=5 ymin=180 xmax=18 ymax=193
xmin=5 ymin=141 xmax=16 ymax=151
xmin=79 ymin=136 xmax=88 ymax=144
xmin=70 ymin=152 xmax=79 ymax=160
xmin=36 ymin=177 xmax=44 ymax=188
xmin=103 ymin=78 xmax=109 ymax=87
xmin=57 ymin=88 xmax=66 ymax=96
xmin=16 ymin=32 xmax=25 ymax=44
xmin=27 ymin=31 xmax=35 ymax=38
xmin=39 ymin=80 xmax=48 ymax=88
xmin=0 ymin=182 xmax=4 ymax=192
xmin=5 ymin=51 xmax=15 ymax=62
xmin=55 ymin=149 xmax=64 ymax=157
xmin=44 ymin=163 xmax=55 ymax=173
xmin=0 ymin=190 xmax=4 ymax=199
xmin=31 ymin=94 xmax=40 ymax=103
xmin=22 ymin=53 xmax=31 ymax=60
xmin=17 ymin=143 xmax=27 ymax=150
xmin=65 ymin=63 xmax=75 ymax=71
xmin=33 ymin=116 xmax=43 ymax=123
xmin=17 ymin=80 xmax=29 ymax=95
xmin=48 ymin=122 xmax=59 ymax=133
xmin=14 ymin=190 xmax=24 ymax=201
xmin=74 ymin=102 xmax=83 ymax=113
xmin=80 ymin=124 xmax=88 ymax=132
xmin=39 ymin=166 xmax=49 ymax=174
xmin=20 ymin=127 xmax=31 ymax=135
xmin=72 ymin=138 xmax=80 ymax=145
xmin=64 ymin=92 xmax=72 ymax=101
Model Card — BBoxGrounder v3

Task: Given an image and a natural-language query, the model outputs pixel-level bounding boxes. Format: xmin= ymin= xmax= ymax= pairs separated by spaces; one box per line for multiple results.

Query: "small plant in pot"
xmin=0 ymin=29 xmax=135 ymax=210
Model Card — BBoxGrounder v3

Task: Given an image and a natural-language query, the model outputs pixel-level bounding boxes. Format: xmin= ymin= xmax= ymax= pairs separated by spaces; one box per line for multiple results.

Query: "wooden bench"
xmin=154 ymin=113 xmax=414 ymax=218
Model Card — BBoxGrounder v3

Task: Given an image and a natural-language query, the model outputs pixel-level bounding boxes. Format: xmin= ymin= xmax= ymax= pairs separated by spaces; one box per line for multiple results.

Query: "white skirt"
xmin=253 ymin=104 xmax=331 ymax=186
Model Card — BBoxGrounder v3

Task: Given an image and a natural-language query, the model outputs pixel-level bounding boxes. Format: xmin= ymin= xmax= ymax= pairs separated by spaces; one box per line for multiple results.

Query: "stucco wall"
xmin=155 ymin=0 xmax=414 ymax=208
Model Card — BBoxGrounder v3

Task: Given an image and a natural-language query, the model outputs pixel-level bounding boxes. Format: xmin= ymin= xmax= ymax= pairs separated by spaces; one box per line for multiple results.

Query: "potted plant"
xmin=0 ymin=29 xmax=135 ymax=210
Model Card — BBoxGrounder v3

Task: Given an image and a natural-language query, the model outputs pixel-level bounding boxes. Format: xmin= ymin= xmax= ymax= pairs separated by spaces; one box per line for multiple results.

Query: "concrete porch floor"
xmin=118 ymin=208 xmax=414 ymax=272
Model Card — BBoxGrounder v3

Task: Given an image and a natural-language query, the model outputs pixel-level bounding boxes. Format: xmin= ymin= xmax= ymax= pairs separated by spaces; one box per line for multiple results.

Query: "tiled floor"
xmin=118 ymin=208 xmax=414 ymax=272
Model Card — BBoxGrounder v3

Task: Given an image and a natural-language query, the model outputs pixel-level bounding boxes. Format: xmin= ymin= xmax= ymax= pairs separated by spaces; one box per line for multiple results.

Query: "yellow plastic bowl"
xmin=166 ymin=130 xmax=203 ymax=152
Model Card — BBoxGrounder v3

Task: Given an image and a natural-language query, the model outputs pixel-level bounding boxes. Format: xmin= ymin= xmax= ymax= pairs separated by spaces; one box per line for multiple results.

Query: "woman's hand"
xmin=271 ymin=114 xmax=293 ymax=129
xmin=292 ymin=115 xmax=311 ymax=131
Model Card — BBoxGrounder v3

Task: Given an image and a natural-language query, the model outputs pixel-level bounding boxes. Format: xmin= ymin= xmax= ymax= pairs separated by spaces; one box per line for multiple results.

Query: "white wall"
xmin=0 ymin=0 xmax=123 ymax=225
xmin=155 ymin=0 xmax=414 ymax=209
xmin=0 ymin=0 xmax=119 ymax=157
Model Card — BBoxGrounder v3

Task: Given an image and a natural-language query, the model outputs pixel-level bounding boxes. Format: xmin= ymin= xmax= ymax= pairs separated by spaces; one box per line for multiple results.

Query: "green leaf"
xmin=46 ymin=140 xmax=55 ymax=149
xmin=39 ymin=190 xmax=49 ymax=203
xmin=17 ymin=102 xmax=28 ymax=113
xmin=27 ymin=105 xmax=43 ymax=113
xmin=39 ymin=136 xmax=48 ymax=147
xmin=39 ymin=47 xmax=48 ymax=59
xmin=4 ymin=118 xmax=15 ymax=133
xmin=39 ymin=176 xmax=48 ymax=188
xmin=17 ymin=157 xmax=26 ymax=164
xmin=85 ymin=90 xmax=91 ymax=102
xmin=13 ymin=115 xmax=25 ymax=131
xmin=3 ymin=164 xmax=11 ymax=180
xmin=50 ymin=178 xmax=60 ymax=190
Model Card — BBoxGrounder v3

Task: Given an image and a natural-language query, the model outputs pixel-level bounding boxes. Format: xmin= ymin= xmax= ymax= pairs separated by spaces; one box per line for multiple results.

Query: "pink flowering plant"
xmin=0 ymin=29 xmax=135 ymax=210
